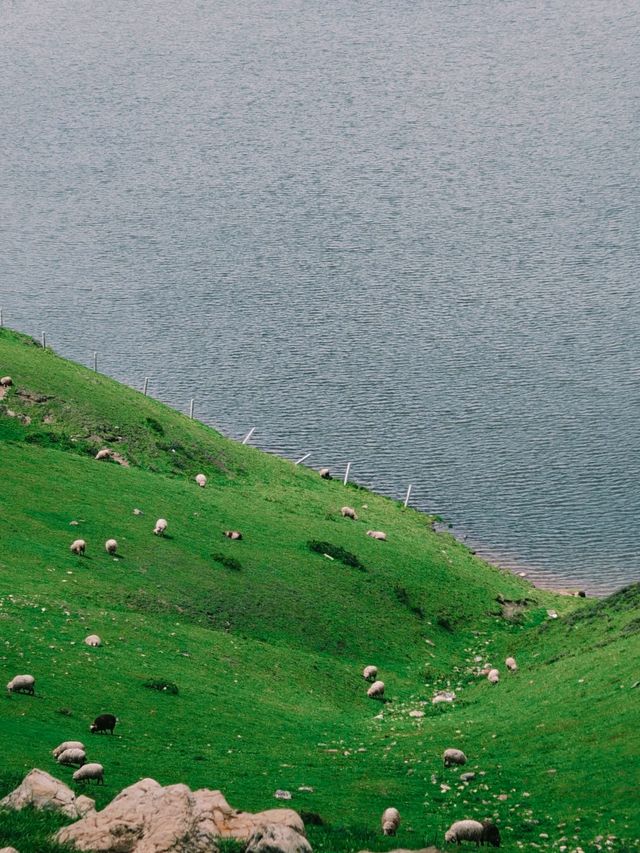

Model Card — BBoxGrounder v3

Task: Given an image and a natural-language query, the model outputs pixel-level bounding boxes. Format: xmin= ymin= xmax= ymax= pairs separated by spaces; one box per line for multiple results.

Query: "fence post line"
xmin=189 ymin=399 xmax=194 ymax=419
xmin=0 ymin=308 xmax=3 ymax=327
xmin=404 ymin=484 xmax=413 ymax=508
xmin=295 ymin=452 xmax=311 ymax=465
xmin=143 ymin=377 xmax=149 ymax=396
xmin=41 ymin=331 xmax=46 ymax=349
xmin=242 ymin=427 xmax=256 ymax=445
xmin=93 ymin=352 xmax=98 ymax=372
xmin=343 ymin=462 xmax=351 ymax=486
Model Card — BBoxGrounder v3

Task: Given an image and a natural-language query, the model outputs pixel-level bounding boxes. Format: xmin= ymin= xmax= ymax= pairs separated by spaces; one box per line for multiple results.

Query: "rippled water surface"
xmin=2 ymin=0 xmax=639 ymax=593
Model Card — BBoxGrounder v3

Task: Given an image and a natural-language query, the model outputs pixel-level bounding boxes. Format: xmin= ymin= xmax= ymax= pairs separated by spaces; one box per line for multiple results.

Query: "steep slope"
xmin=0 ymin=327 xmax=638 ymax=853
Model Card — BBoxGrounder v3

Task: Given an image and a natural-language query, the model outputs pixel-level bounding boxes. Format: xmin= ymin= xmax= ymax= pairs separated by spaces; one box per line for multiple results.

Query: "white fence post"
xmin=189 ymin=399 xmax=194 ymax=419
xmin=295 ymin=452 xmax=311 ymax=465
xmin=41 ymin=331 xmax=46 ymax=349
xmin=242 ymin=427 xmax=256 ymax=445
xmin=343 ymin=462 xmax=351 ymax=485
xmin=93 ymin=351 xmax=98 ymax=372
xmin=404 ymin=484 xmax=413 ymax=508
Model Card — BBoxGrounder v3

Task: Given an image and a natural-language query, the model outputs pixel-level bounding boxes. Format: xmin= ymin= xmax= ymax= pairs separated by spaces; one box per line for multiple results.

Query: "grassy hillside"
xmin=0 ymin=327 xmax=638 ymax=853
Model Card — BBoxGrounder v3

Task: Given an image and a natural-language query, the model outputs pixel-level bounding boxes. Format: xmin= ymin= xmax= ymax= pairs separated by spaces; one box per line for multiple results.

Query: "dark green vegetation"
xmin=0 ymin=327 xmax=638 ymax=852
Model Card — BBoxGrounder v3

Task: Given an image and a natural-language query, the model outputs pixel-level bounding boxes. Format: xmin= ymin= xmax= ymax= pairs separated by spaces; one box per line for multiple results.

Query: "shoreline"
xmin=0 ymin=323 xmax=625 ymax=600
xmin=434 ymin=521 xmax=607 ymax=598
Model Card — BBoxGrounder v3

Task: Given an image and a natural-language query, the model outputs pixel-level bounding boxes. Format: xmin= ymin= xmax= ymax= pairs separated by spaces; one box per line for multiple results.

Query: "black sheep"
xmin=481 ymin=821 xmax=501 ymax=848
xmin=90 ymin=713 xmax=117 ymax=734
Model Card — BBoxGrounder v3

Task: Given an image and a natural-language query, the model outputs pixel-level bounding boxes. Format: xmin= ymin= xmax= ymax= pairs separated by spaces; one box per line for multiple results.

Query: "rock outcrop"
xmin=55 ymin=776 xmax=307 ymax=853
xmin=246 ymin=823 xmax=313 ymax=853
xmin=358 ymin=848 xmax=442 ymax=853
xmin=0 ymin=769 xmax=95 ymax=820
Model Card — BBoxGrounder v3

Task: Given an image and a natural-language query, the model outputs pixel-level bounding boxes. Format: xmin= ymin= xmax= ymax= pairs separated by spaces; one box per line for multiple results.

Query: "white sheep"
xmin=381 ymin=807 xmax=400 ymax=836
xmin=341 ymin=506 xmax=358 ymax=520
xmin=195 ymin=473 xmax=207 ymax=487
xmin=224 ymin=530 xmax=242 ymax=540
xmin=6 ymin=674 xmax=35 ymax=695
xmin=85 ymin=635 xmax=102 ymax=647
xmin=366 ymin=530 xmax=387 ymax=541
xmin=363 ymin=665 xmax=378 ymax=681
xmin=505 ymin=656 xmax=517 ymax=672
xmin=52 ymin=741 xmax=85 ymax=758
xmin=445 ymin=819 xmax=485 ymax=845
xmin=95 ymin=448 xmax=111 ymax=460
xmin=432 ymin=690 xmax=456 ymax=704
xmin=70 ymin=539 xmax=86 ymax=556
xmin=367 ymin=680 xmax=385 ymax=700
xmin=105 ymin=538 xmax=118 ymax=555
xmin=73 ymin=763 xmax=104 ymax=785
xmin=0 ymin=376 xmax=13 ymax=387
xmin=319 ymin=468 xmax=331 ymax=479
xmin=154 ymin=518 xmax=168 ymax=536
xmin=487 ymin=669 xmax=500 ymax=684
xmin=443 ymin=748 xmax=467 ymax=767
xmin=57 ymin=748 xmax=87 ymax=766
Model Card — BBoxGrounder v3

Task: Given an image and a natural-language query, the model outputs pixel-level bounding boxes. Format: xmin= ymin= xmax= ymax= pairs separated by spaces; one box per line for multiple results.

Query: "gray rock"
xmin=0 ymin=769 xmax=94 ymax=820
xmin=246 ymin=824 xmax=312 ymax=853
xmin=460 ymin=772 xmax=476 ymax=782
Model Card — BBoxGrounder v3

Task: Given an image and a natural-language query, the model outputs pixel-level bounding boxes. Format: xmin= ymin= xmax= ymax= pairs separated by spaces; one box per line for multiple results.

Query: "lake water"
xmin=2 ymin=0 xmax=639 ymax=594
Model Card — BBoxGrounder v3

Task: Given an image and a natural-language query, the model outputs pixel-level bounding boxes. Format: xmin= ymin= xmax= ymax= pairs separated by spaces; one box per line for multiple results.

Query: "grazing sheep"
xmin=443 ymin=748 xmax=467 ymax=768
xmin=487 ymin=669 xmax=500 ymax=684
xmin=57 ymin=748 xmax=86 ymax=767
xmin=319 ymin=468 xmax=331 ymax=479
xmin=195 ymin=473 xmax=207 ymax=487
xmin=381 ymin=807 xmax=400 ymax=836
xmin=6 ymin=675 xmax=35 ymax=695
xmin=90 ymin=713 xmax=117 ymax=734
xmin=0 ymin=376 xmax=13 ymax=387
xmin=95 ymin=448 xmax=111 ymax=460
xmin=341 ymin=506 xmax=358 ymax=520
xmin=105 ymin=538 xmax=118 ymax=555
xmin=70 ymin=539 xmax=86 ymax=556
xmin=445 ymin=819 xmax=485 ymax=846
xmin=85 ymin=634 xmax=102 ymax=647
xmin=481 ymin=821 xmax=501 ymax=847
xmin=224 ymin=530 xmax=243 ymax=540
xmin=367 ymin=680 xmax=385 ymax=700
xmin=366 ymin=530 xmax=387 ymax=541
xmin=505 ymin=657 xmax=517 ymax=672
xmin=363 ymin=665 xmax=378 ymax=681
xmin=73 ymin=763 xmax=104 ymax=785
xmin=52 ymin=741 xmax=85 ymax=758
xmin=154 ymin=518 xmax=168 ymax=536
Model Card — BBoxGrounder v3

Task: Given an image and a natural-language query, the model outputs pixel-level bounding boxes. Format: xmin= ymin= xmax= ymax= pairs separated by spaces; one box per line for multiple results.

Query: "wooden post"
xmin=343 ymin=462 xmax=351 ymax=485
xmin=295 ymin=452 xmax=311 ymax=465
xmin=93 ymin=352 xmax=98 ymax=372
xmin=189 ymin=399 xmax=194 ymax=419
xmin=41 ymin=331 xmax=46 ymax=349
xmin=242 ymin=427 xmax=255 ymax=445
xmin=0 ymin=308 xmax=3 ymax=327
xmin=404 ymin=484 xmax=413 ymax=508
xmin=143 ymin=377 xmax=149 ymax=396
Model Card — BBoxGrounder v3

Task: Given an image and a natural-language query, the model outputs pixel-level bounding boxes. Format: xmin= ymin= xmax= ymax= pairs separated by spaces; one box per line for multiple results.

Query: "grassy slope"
xmin=0 ymin=328 xmax=638 ymax=853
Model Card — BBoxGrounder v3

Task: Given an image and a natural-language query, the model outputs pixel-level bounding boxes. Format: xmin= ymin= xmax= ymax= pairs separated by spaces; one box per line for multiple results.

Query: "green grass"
xmin=0 ymin=327 xmax=638 ymax=853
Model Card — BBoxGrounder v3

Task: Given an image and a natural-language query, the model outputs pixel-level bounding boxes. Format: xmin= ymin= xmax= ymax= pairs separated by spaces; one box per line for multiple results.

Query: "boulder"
xmin=246 ymin=824 xmax=312 ymax=853
xmin=358 ymin=849 xmax=442 ymax=853
xmin=0 ymin=769 xmax=95 ymax=820
xmin=0 ymin=847 xmax=21 ymax=853
xmin=57 ymin=779 xmax=218 ymax=852
xmin=55 ymin=776 xmax=307 ymax=852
